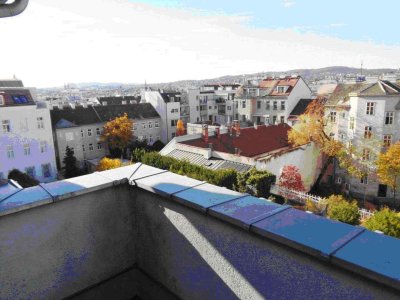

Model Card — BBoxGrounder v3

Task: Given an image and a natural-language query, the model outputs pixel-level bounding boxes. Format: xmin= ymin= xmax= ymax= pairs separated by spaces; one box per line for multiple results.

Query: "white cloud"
xmin=282 ymin=0 xmax=296 ymax=8
xmin=0 ymin=0 xmax=398 ymax=87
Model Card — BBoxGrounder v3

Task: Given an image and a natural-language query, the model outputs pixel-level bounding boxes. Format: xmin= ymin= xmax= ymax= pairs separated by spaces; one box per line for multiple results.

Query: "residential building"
xmin=161 ymin=123 xmax=321 ymax=190
xmin=234 ymin=75 xmax=312 ymax=125
xmin=50 ymin=103 xmax=161 ymax=169
xmin=325 ymin=80 xmax=400 ymax=203
xmin=0 ymin=86 xmax=57 ymax=182
xmin=183 ymin=84 xmax=240 ymax=125
xmin=142 ymin=91 xmax=182 ymax=143
xmin=97 ymin=96 xmax=141 ymax=106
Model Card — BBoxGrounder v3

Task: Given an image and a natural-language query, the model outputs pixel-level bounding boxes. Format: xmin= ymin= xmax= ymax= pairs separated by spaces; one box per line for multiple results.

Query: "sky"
xmin=0 ymin=0 xmax=399 ymax=87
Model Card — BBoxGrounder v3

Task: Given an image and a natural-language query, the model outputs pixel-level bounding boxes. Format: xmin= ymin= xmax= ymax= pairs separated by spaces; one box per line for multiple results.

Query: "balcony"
xmin=0 ymin=163 xmax=399 ymax=299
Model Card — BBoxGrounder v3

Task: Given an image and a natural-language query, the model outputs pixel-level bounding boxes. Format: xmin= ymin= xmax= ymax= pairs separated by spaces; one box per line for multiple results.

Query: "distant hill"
xmin=40 ymin=66 xmax=398 ymax=90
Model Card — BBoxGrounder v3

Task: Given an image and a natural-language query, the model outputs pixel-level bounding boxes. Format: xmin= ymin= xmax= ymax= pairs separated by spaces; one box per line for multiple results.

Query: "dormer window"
xmin=277 ymin=86 xmax=286 ymax=93
xmin=102 ymin=101 xmax=107 ymax=106
xmin=122 ymin=101 xmax=127 ymax=105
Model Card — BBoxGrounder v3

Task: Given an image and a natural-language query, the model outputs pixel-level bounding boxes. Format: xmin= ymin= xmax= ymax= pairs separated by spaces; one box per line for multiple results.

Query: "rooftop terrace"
xmin=0 ymin=163 xmax=399 ymax=299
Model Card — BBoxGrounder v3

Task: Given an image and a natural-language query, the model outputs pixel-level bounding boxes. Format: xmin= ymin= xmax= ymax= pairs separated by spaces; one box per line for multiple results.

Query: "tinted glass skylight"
xmin=12 ymin=95 xmax=29 ymax=104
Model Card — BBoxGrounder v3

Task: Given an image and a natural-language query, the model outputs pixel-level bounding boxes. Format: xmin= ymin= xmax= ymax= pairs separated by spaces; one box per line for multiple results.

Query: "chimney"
xmin=233 ymin=120 xmax=240 ymax=137
xmin=215 ymin=126 xmax=221 ymax=139
xmin=202 ymin=124 xmax=209 ymax=143
xmin=208 ymin=143 xmax=213 ymax=151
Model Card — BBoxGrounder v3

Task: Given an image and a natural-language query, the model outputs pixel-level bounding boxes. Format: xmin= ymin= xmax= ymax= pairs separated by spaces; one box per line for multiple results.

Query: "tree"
xmin=151 ymin=140 xmax=165 ymax=152
xmin=363 ymin=207 xmax=400 ymax=238
xmin=376 ymin=142 xmax=400 ymax=202
xmin=62 ymin=146 xmax=80 ymax=179
xmin=288 ymin=99 xmax=343 ymax=187
xmin=337 ymin=136 xmax=381 ymax=205
xmin=101 ymin=113 xmax=133 ymax=158
xmin=8 ymin=169 xmax=39 ymax=188
xmin=97 ymin=157 xmax=122 ymax=171
xmin=278 ymin=165 xmax=306 ymax=192
xmin=176 ymin=119 xmax=185 ymax=136
xmin=326 ymin=194 xmax=360 ymax=225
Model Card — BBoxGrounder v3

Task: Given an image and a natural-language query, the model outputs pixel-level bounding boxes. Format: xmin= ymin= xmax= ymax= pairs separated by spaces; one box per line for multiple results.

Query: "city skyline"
xmin=0 ymin=0 xmax=399 ymax=87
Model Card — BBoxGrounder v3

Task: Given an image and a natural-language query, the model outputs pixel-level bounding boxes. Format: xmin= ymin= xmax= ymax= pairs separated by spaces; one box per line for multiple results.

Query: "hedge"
xmin=363 ymin=208 xmax=400 ymax=238
xmin=138 ymin=151 xmax=275 ymax=197
xmin=326 ymin=195 xmax=360 ymax=225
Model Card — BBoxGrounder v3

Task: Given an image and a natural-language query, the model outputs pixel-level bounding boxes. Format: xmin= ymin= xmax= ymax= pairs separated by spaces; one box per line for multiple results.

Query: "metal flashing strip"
xmin=0 ymin=188 xmax=23 ymax=204
xmin=39 ymin=183 xmax=55 ymax=202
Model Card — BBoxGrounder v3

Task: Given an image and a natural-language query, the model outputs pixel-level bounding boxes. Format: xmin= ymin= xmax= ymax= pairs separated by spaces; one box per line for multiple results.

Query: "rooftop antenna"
xmin=360 ymin=60 xmax=363 ymax=76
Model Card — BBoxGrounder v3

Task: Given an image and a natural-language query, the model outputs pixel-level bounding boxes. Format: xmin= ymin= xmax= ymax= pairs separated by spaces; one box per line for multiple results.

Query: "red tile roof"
xmin=180 ymin=123 xmax=291 ymax=157
xmin=259 ymin=76 xmax=300 ymax=96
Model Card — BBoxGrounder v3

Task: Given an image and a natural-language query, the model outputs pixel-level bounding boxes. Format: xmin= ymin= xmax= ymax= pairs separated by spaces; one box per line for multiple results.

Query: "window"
xmin=227 ymin=106 xmax=232 ymax=111
xmin=170 ymin=108 xmax=178 ymax=113
xmin=142 ymin=123 xmax=146 ymax=129
xmin=277 ymin=86 xmax=285 ymax=93
xmin=96 ymin=128 xmax=101 ymax=136
xmin=25 ymin=166 xmax=35 ymax=178
xmin=364 ymin=126 xmax=372 ymax=138
xmin=87 ymin=129 xmax=92 ymax=136
xmin=133 ymin=124 xmax=137 ymax=130
xmin=171 ymin=133 xmax=176 ymax=138
xmin=7 ymin=145 xmax=14 ymax=158
xmin=235 ymin=102 xmax=238 ymax=109
xmin=40 ymin=141 xmax=47 ymax=153
xmin=383 ymin=135 xmax=392 ymax=147
xmin=102 ymin=101 xmax=107 ymax=106
xmin=273 ymin=101 xmax=278 ymax=110
xmin=24 ymin=144 xmax=31 ymax=156
xmin=148 ymin=122 xmax=153 ymax=128
xmin=362 ymin=149 xmax=370 ymax=161
xmin=385 ymin=111 xmax=394 ymax=125
xmin=349 ymin=117 xmax=355 ymax=130
xmin=257 ymin=101 xmax=261 ymax=109
xmin=149 ymin=135 xmax=153 ymax=143
xmin=280 ymin=116 xmax=285 ymax=124
xmin=89 ymin=144 xmax=94 ymax=151
xmin=360 ymin=176 xmax=368 ymax=185
xmin=0 ymin=95 xmax=4 ymax=105
xmin=366 ymin=102 xmax=375 ymax=115
xmin=337 ymin=177 xmax=342 ymax=184
xmin=97 ymin=143 xmax=102 ymax=150
xmin=81 ymin=129 xmax=84 ymax=137
xmin=272 ymin=116 xmax=277 ymax=124
xmin=265 ymin=116 xmax=270 ymax=124
xmin=42 ymin=163 xmax=51 ymax=178
xmin=196 ymin=106 xmax=199 ymax=111
xmin=214 ymin=106 xmax=217 ymax=109
xmin=12 ymin=95 xmax=29 ymax=104
xmin=341 ymin=112 xmax=346 ymax=118
xmin=143 ymin=135 xmax=147 ymax=140
xmin=122 ymin=100 xmax=127 ymax=105
xmin=2 ymin=120 xmax=10 ymax=133
xmin=155 ymin=121 xmax=159 ymax=128
xmin=209 ymin=106 xmax=212 ymax=110
xmin=156 ymin=136 xmax=160 ymax=141
xmin=378 ymin=184 xmax=387 ymax=197
xmin=37 ymin=117 xmax=44 ymax=129
xmin=0 ymin=172 xmax=3 ymax=179
xmin=82 ymin=144 xmax=85 ymax=152
xmin=266 ymin=101 xmax=270 ymax=110
xmin=242 ymin=101 xmax=246 ymax=109
xmin=330 ymin=111 xmax=337 ymax=123
xmin=281 ymin=101 xmax=285 ymax=110
xmin=171 ymin=120 xmax=178 ymax=126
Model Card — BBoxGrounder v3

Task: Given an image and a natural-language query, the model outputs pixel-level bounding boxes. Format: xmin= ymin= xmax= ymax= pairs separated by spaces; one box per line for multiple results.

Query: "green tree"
xmin=8 ymin=169 xmax=39 ymax=188
xmin=363 ymin=208 xmax=400 ymax=238
xmin=326 ymin=194 xmax=360 ymax=225
xmin=62 ymin=146 xmax=80 ymax=179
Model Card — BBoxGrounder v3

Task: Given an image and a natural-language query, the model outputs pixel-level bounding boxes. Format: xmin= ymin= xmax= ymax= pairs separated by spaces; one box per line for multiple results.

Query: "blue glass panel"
xmin=0 ymin=186 xmax=51 ymax=213
xmin=134 ymin=171 xmax=203 ymax=197
xmin=173 ymin=183 xmax=245 ymax=212
xmin=12 ymin=95 xmax=29 ymax=104
xmin=251 ymin=208 xmax=364 ymax=258
xmin=333 ymin=230 xmax=400 ymax=283
xmin=209 ymin=196 xmax=287 ymax=229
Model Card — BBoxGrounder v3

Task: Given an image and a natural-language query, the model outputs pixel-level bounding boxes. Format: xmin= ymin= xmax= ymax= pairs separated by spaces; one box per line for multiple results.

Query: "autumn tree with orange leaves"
xmin=288 ymin=98 xmax=343 ymax=188
xmin=176 ymin=119 xmax=185 ymax=136
xmin=101 ymin=113 xmax=133 ymax=158
xmin=376 ymin=142 xmax=400 ymax=202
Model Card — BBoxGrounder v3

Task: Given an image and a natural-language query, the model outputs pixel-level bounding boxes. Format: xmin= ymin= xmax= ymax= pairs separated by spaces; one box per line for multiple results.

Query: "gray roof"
xmin=289 ymin=98 xmax=313 ymax=116
xmin=167 ymin=149 xmax=252 ymax=173
xmin=0 ymin=80 xmax=24 ymax=88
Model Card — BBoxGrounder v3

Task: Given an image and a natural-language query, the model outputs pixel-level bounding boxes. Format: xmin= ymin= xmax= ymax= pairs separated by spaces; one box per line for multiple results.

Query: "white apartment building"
xmin=142 ymin=91 xmax=181 ymax=143
xmin=326 ymin=80 xmax=400 ymax=203
xmin=0 ymin=87 xmax=57 ymax=182
xmin=51 ymin=103 xmax=162 ymax=169
xmin=183 ymin=84 xmax=240 ymax=125
xmin=235 ymin=76 xmax=312 ymax=125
